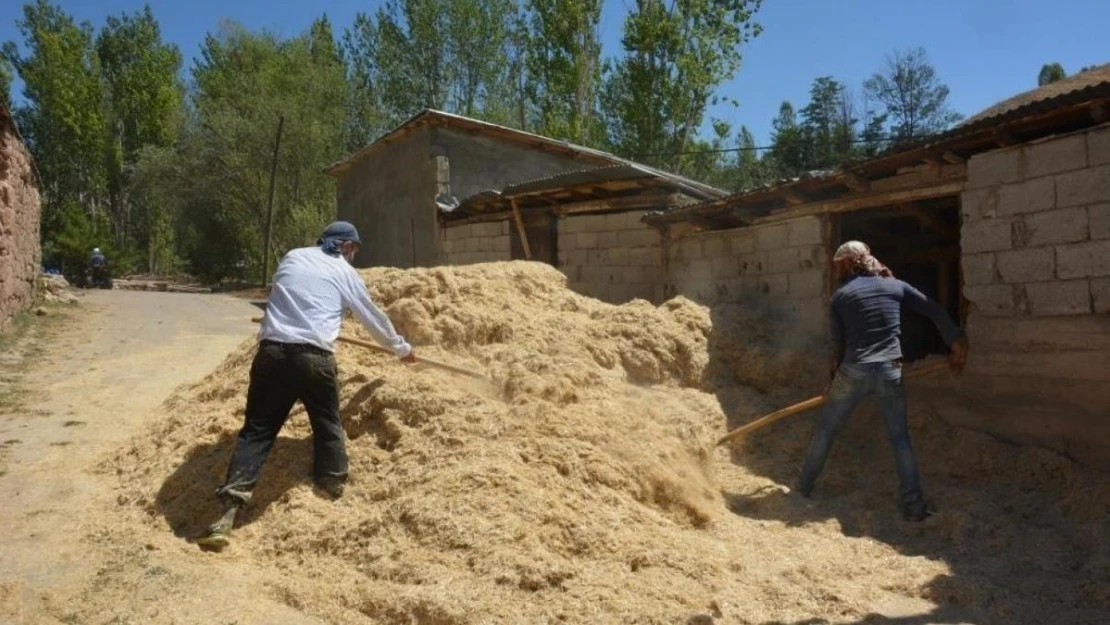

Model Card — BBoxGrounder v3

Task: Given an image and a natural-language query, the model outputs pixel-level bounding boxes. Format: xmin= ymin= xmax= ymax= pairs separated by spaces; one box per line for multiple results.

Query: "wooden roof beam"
xmin=843 ymin=172 xmax=870 ymax=192
xmin=783 ymin=189 xmax=807 ymax=205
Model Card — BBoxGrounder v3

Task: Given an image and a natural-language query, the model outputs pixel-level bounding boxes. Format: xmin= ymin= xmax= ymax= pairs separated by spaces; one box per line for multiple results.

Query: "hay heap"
xmin=110 ymin=262 xmax=1110 ymax=625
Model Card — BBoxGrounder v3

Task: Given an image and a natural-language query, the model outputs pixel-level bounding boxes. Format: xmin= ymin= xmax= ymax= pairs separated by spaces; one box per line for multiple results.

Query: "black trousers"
xmin=216 ymin=340 xmax=346 ymax=506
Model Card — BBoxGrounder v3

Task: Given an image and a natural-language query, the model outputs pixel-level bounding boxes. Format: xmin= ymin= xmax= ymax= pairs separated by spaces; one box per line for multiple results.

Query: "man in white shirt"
xmin=199 ymin=221 xmax=414 ymax=549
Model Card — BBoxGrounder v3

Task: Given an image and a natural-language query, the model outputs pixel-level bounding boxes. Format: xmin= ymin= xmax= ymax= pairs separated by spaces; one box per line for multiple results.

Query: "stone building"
xmin=325 ymin=110 xmax=725 ymax=302
xmin=643 ymin=64 xmax=1110 ymax=468
xmin=0 ymin=105 xmax=41 ymax=330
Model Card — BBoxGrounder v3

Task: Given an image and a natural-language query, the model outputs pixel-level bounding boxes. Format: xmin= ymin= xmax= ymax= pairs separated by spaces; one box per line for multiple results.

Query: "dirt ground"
xmin=0 ymin=290 xmax=324 ymax=624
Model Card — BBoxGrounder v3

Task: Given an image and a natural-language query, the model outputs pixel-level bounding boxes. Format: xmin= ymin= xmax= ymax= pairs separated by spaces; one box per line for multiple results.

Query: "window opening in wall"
xmin=832 ymin=196 xmax=962 ymax=362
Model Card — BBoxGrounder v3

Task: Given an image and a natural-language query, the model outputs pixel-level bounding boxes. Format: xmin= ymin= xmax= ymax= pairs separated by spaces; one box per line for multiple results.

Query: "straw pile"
xmin=100 ymin=262 xmax=1109 ymax=625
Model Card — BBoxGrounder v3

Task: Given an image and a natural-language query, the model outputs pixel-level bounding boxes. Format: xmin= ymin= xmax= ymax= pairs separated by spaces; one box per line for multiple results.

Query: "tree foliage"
xmin=602 ymin=0 xmax=762 ymax=172
xmin=862 ymin=47 xmax=962 ymax=143
xmin=4 ymin=1 xmax=969 ymax=280
xmin=1038 ymin=62 xmax=1067 ymax=86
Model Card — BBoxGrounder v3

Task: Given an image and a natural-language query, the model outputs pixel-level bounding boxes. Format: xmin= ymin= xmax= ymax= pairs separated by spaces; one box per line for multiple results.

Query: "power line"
xmin=628 ymin=131 xmax=945 ymax=159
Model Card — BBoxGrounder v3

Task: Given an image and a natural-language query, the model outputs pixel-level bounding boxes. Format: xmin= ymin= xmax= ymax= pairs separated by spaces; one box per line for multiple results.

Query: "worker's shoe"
xmin=791 ymin=481 xmax=813 ymax=499
xmin=903 ymin=500 xmax=935 ymax=522
xmin=196 ymin=504 xmax=240 ymax=550
xmin=315 ymin=477 xmax=345 ymax=500
xmin=196 ymin=527 xmax=232 ymax=550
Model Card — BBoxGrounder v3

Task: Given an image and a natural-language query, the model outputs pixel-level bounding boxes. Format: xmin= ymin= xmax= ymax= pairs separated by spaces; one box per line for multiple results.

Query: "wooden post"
xmin=511 ymin=199 xmax=532 ymax=260
xmin=262 ymin=114 xmax=285 ymax=287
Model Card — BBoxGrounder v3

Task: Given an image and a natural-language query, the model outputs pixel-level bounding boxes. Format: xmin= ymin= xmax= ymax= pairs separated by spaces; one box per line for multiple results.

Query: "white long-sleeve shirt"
xmin=259 ymin=247 xmax=412 ymax=357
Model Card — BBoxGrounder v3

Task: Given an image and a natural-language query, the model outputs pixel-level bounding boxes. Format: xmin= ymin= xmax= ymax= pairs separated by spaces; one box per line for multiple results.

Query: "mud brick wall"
xmin=941 ymin=123 xmax=1110 ymax=468
xmin=663 ymin=216 xmax=829 ymax=342
xmin=439 ymin=221 xmax=512 ymax=265
xmin=558 ymin=211 xmax=662 ymax=303
xmin=0 ymin=112 xmax=41 ymax=331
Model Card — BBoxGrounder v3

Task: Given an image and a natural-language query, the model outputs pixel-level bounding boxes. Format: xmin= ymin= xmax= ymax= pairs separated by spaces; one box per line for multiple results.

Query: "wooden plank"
xmin=752 ymin=180 xmax=965 ymax=225
xmin=552 ymin=193 xmax=680 ymax=216
xmin=783 ymin=189 xmax=806 ymax=205
xmin=942 ymin=151 xmax=965 ymax=164
xmin=441 ymin=212 xmax=511 ymax=226
xmin=843 ymin=173 xmax=870 ymax=191
xmin=511 ymin=199 xmax=532 ymax=260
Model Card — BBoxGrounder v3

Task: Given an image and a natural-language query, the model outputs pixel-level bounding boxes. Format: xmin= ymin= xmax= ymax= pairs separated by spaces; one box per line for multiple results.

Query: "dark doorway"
xmin=833 ymin=196 xmax=962 ymax=362
xmin=511 ymin=212 xmax=558 ymax=266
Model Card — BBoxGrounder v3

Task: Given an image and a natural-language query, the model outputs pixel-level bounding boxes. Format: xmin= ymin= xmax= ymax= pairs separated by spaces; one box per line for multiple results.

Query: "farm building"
xmin=644 ymin=64 xmax=1110 ymax=469
xmin=324 ymin=110 xmax=725 ymax=302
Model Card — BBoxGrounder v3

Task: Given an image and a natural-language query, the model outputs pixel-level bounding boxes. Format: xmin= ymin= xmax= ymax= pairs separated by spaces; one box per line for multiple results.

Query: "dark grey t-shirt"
xmin=830 ymin=275 xmax=964 ymax=364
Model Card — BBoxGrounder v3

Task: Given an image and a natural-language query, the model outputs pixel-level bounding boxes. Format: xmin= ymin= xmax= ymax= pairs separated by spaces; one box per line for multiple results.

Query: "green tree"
xmin=0 ymin=57 xmax=12 ymax=109
xmin=602 ymin=0 xmax=762 ymax=171
xmin=768 ymin=101 xmax=805 ymax=177
xmin=96 ymin=4 xmax=184 ymax=251
xmin=3 ymin=0 xmax=107 ymax=240
xmin=181 ymin=19 xmax=346 ymax=281
xmin=1038 ymin=62 xmax=1067 ymax=86
xmin=525 ymin=0 xmax=605 ymax=145
xmin=863 ymin=47 xmax=962 ymax=143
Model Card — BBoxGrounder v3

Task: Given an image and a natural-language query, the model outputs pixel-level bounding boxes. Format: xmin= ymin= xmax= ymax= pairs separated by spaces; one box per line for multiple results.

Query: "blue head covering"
xmin=317 ymin=221 xmax=361 ymax=257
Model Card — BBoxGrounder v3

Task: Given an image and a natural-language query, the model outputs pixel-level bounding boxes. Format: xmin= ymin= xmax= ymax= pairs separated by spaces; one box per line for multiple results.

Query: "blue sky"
xmin=3 ymin=0 xmax=1108 ymax=147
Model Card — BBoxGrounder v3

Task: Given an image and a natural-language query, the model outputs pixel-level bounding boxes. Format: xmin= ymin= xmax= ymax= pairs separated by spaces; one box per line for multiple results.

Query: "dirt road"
xmin=0 ymin=291 xmax=326 ymax=624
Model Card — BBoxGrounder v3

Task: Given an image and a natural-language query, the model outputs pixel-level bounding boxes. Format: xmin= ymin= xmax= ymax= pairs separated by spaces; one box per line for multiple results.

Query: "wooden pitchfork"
xmin=250 ymin=316 xmax=485 ymax=380
xmin=716 ymin=359 xmax=951 ymax=448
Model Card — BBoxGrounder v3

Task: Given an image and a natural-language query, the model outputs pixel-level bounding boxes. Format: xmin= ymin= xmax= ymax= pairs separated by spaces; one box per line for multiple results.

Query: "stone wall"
xmin=558 ymin=210 xmax=662 ymax=303
xmin=947 ymin=123 xmax=1110 ymax=468
xmin=662 ymin=216 xmax=829 ymax=340
xmin=440 ymin=220 xmax=512 ymax=265
xmin=0 ymin=110 xmax=41 ymax=331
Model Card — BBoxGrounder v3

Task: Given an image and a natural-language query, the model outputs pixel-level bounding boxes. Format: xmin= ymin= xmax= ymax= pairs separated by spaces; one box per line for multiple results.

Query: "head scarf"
xmin=317 ymin=221 xmax=361 ymax=257
xmin=833 ymin=240 xmax=894 ymax=278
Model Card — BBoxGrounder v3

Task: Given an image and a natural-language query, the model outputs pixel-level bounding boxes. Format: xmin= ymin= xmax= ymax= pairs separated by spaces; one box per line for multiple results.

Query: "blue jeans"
xmin=797 ymin=361 xmax=924 ymax=506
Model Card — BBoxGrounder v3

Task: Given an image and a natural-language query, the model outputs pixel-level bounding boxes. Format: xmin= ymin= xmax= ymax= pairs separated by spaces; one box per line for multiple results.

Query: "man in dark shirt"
xmin=795 ymin=241 xmax=969 ymax=521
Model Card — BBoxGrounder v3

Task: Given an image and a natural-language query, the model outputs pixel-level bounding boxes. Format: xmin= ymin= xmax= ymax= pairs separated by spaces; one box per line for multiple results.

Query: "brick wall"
xmin=946 ymin=123 xmax=1110 ymax=468
xmin=558 ymin=210 xmax=661 ymax=303
xmin=0 ymin=112 xmax=41 ymax=331
xmin=440 ymin=220 xmax=512 ymax=265
xmin=662 ymin=216 xmax=828 ymax=341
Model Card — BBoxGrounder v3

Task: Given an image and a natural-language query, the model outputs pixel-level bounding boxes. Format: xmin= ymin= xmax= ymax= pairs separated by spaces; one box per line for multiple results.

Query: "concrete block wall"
xmin=558 ymin=210 xmax=662 ymax=303
xmin=0 ymin=114 xmax=41 ymax=331
xmin=439 ymin=220 xmax=512 ymax=265
xmin=962 ymin=124 xmax=1110 ymax=318
xmin=948 ymin=123 xmax=1110 ymax=469
xmin=662 ymin=215 xmax=828 ymax=341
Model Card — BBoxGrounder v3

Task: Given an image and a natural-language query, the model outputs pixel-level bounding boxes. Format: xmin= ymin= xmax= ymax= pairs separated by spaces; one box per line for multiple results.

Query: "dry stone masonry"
xmin=0 ymin=110 xmax=41 ymax=331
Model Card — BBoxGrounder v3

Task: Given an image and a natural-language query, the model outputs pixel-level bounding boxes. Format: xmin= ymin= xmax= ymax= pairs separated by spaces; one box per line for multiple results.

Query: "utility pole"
xmin=262 ymin=114 xmax=285 ymax=287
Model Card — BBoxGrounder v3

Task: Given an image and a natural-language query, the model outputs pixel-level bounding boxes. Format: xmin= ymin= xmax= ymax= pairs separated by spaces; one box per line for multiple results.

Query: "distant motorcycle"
xmin=84 ymin=264 xmax=113 ymax=289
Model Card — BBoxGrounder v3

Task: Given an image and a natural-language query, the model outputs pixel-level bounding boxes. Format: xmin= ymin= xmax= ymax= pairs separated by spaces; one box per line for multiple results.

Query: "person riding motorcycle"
xmin=86 ymin=247 xmax=111 ymax=289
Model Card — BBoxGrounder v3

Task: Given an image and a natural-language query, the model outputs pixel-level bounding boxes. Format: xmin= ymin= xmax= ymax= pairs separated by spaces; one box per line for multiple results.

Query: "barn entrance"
xmin=832 ymin=195 xmax=963 ymax=362
xmin=510 ymin=211 xmax=558 ymax=266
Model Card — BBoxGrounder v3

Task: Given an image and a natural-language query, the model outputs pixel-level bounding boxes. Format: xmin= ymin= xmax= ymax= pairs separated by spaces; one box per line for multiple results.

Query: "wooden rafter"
xmin=783 ymin=189 xmax=806 ymax=205
xmin=942 ymin=151 xmax=965 ymax=164
xmin=843 ymin=173 xmax=870 ymax=192
xmin=752 ymin=180 xmax=964 ymax=225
